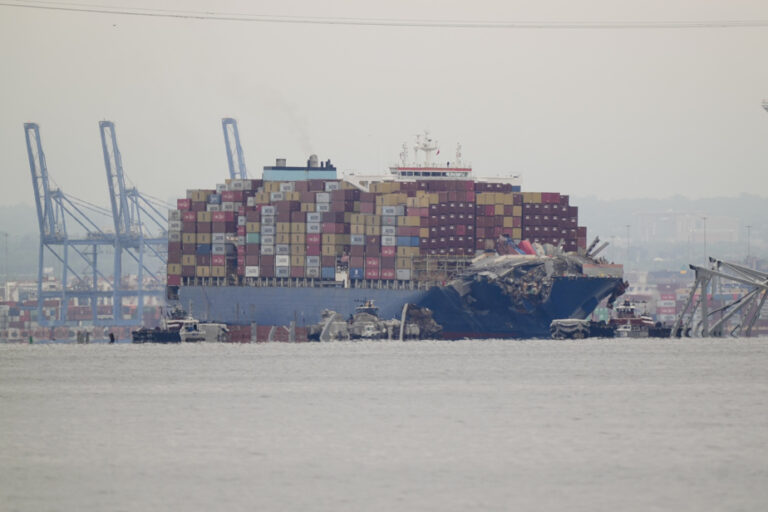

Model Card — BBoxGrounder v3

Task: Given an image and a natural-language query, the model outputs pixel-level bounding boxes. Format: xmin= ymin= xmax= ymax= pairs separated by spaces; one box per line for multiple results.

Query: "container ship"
xmin=166 ymin=135 xmax=625 ymax=339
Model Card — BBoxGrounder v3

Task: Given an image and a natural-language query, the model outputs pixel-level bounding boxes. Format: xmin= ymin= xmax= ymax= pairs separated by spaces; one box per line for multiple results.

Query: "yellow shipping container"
xmin=291 ymin=255 xmax=305 ymax=267
xmin=291 ymin=222 xmax=306 ymax=234
xmin=364 ymin=215 xmax=381 ymax=226
xmin=500 ymin=193 xmax=514 ymax=206
xmin=253 ymin=192 xmax=270 ymax=204
xmin=196 ymin=233 xmax=212 ymax=244
xmin=290 ymin=244 xmax=306 ymax=256
xmin=167 ymin=263 xmax=182 ymax=275
xmin=502 ymin=217 xmax=514 ymax=228
xmin=365 ymin=225 xmax=381 ymax=236
xmin=286 ymin=191 xmax=300 ymax=201
xmin=211 ymin=266 xmax=226 ymax=278
xmin=300 ymin=203 xmax=316 ymax=212
xmin=513 ymin=205 xmax=522 ymax=217
xmin=351 ymin=224 xmax=365 ymax=235
xmin=196 ymin=265 xmax=210 ymax=277
xmin=523 ymin=192 xmax=542 ymax=203
xmin=276 ymin=222 xmax=291 ymax=234
xmin=494 ymin=204 xmax=504 ymax=216
xmin=197 ymin=211 xmax=212 ymax=222
xmin=419 ymin=227 xmax=430 ymax=238
xmin=322 ymin=245 xmax=340 ymax=256
xmin=276 ymin=234 xmax=291 ymax=245
xmin=512 ymin=228 xmax=522 ymax=239
xmin=182 ymin=255 xmax=196 ymax=266
xmin=182 ymin=233 xmax=196 ymax=244
xmin=290 ymin=233 xmax=305 ymax=245
xmin=396 ymin=257 xmax=412 ymax=269
xmin=246 ymin=222 xmax=260 ymax=233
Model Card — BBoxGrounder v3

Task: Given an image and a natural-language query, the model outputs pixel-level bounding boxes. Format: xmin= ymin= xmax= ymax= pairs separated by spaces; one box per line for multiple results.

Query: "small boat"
xmin=132 ymin=307 xmax=229 ymax=343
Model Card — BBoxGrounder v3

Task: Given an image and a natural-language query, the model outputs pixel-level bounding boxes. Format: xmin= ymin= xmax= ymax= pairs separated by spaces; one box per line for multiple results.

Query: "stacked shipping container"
xmin=168 ymin=178 xmax=587 ymax=286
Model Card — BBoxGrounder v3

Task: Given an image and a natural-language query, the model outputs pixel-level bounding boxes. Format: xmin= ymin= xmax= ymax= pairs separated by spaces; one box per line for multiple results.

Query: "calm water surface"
xmin=1 ymin=338 xmax=767 ymax=512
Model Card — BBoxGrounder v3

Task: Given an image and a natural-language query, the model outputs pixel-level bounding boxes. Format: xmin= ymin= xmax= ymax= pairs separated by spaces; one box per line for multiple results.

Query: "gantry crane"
xmin=99 ymin=121 xmax=168 ymax=324
xmin=25 ymin=122 xmax=115 ymax=327
xmin=222 ymin=117 xmax=248 ymax=180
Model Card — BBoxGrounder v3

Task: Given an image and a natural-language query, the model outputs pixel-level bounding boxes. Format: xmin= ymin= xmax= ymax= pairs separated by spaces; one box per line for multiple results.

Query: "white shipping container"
xmin=261 ymin=235 xmax=275 ymax=245
xmin=270 ymin=192 xmax=285 ymax=202
xmin=216 ymin=184 xmax=226 ymax=193
xmin=168 ymin=232 xmax=181 ymax=242
xmin=238 ymin=216 xmax=246 ymax=226
xmin=247 ymin=197 xmax=255 ymax=207
xmin=222 ymin=202 xmax=235 ymax=212
xmin=245 ymin=266 xmax=260 ymax=277
xmin=316 ymin=203 xmax=330 ymax=213
xmin=396 ymin=269 xmax=411 ymax=281
xmin=276 ymin=255 xmax=290 ymax=267
xmin=316 ymin=192 xmax=330 ymax=203
xmin=168 ymin=220 xmax=182 ymax=232
xmin=306 ymin=223 xmax=321 ymax=234
xmin=350 ymin=234 xmax=365 ymax=245
xmin=168 ymin=209 xmax=181 ymax=221
xmin=206 ymin=204 xmax=221 ymax=212
xmin=306 ymin=256 xmax=321 ymax=267
xmin=306 ymin=266 xmax=321 ymax=278
xmin=381 ymin=236 xmax=396 ymax=247
xmin=212 ymin=233 xmax=226 ymax=244
xmin=381 ymin=206 xmax=397 ymax=216
xmin=275 ymin=244 xmax=290 ymax=255
xmin=276 ymin=266 xmax=290 ymax=278
xmin=279 ymin=182 xmax=295 ymax=192
xmin=261 ymin=206 xmax=276 ymax=216
xmin=306 ymin=212 xmax=322 ymax=223
xmin=382 ymin=226 xmax=396 ymax=236
xmin=262 ymin=215 xmax=275 ymax=225
xmin=261 ymin=225 xmax=275 ymax=235
xmin=324 ymin=182 xmax=340 ymax=192
xmin=261 ymin=245 xmax=275 ymax=255
xmin=657 ymin=300 xmax=676 ymax=308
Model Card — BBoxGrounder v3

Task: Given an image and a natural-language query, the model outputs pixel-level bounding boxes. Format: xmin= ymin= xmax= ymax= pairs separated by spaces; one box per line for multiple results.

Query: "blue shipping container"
xmin=321 ymin=267 xmax=336 ymax=279
xmin=350 ymin=267 xmax=364 ymax=280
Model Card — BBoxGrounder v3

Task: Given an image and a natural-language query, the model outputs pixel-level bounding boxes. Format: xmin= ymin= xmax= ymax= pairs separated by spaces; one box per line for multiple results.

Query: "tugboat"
xmin=132 ymin=306 xmax=229 ymax=343
xmin=610 ymin=300 xmax=671 ymax=338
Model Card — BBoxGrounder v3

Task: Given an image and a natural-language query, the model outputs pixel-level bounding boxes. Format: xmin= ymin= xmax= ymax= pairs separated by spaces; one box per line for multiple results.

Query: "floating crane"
xmin=25 ymin=122 xmax=115 ymax=326
xmin=221 ymin=117 xmax=248 ymax=180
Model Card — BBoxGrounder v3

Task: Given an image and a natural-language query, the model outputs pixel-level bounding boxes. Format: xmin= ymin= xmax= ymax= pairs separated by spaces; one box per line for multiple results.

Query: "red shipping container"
xmin=260 ymin=265 xmax=275 ymax=277
xmin=365 ymin=257 xmax=380 ymax=268
xmin=382 ymin=246 xmax=396 ymax=257
xmin=177 ymin=199 xmax=191 ymax=211
xmin=167 ymin=275 xmax=181 ymax=286
xmin=237 ymin=226 xmax=246 ymax=236
xmin=237 ymin=245 xmax=246 ymax=255
xmin=306 ymin=234 xmax=321 ymax=244
xmin=182 ymin=211 xmax=197 ymax=222
xmin=211 ymin=255 xmax=226 ymax=266
xmin=221 ymin=190 xmax=244 ymax=202
xmin=306 ymin=244 xmax=321 ymax=256
xmin=350 ymin=256 xmax=364 ymax=268
xmin=380 ymin=268 xmax=396 ymax=280
xmin=365 ymin=268 xmax=380 ymax=279
xmin=291 ymin=267 xmax=305 ymax=278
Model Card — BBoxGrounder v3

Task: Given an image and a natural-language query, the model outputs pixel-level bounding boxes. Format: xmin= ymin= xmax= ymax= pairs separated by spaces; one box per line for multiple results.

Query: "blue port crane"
xmin=25 ymin=122 xmax=116 ymax=327
xmin=222 ymin=117 xmax=248 ymax=180
xmin=99 ymin=121 xmax=169 ymax=325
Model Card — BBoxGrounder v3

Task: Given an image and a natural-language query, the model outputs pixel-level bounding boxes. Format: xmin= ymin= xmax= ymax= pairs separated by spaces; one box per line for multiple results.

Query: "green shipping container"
xmin=246 ymin=233 xmax=261 ymax=244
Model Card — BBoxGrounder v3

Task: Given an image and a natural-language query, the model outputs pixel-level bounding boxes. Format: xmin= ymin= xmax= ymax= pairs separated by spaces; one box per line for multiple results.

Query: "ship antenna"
xmin=456 ymin=142 xmax=462 ymax=165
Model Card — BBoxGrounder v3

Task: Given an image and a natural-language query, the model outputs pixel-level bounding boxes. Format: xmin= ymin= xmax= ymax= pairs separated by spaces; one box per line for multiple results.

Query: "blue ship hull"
xmin=177 ymin=275 xmax=622 ymax=339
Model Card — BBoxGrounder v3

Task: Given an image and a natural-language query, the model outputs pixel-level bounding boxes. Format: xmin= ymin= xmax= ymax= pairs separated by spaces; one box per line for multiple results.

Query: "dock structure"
xmin=672 ymin=258 xmax=768 ymax=337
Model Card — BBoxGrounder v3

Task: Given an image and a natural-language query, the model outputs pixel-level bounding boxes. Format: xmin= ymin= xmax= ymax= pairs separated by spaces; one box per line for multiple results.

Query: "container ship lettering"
xmin=167 ymin=134 xmax=625 ymax=339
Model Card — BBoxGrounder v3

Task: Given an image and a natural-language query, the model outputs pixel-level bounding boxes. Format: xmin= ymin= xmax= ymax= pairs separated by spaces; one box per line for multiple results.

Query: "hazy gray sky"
xmin=2 ymin=0 xmax=768 ymax=209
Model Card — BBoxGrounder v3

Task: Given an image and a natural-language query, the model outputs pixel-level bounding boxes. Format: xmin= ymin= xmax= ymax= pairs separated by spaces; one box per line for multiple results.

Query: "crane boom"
xmin=222 ymin=117 xmax=247 ymax=180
